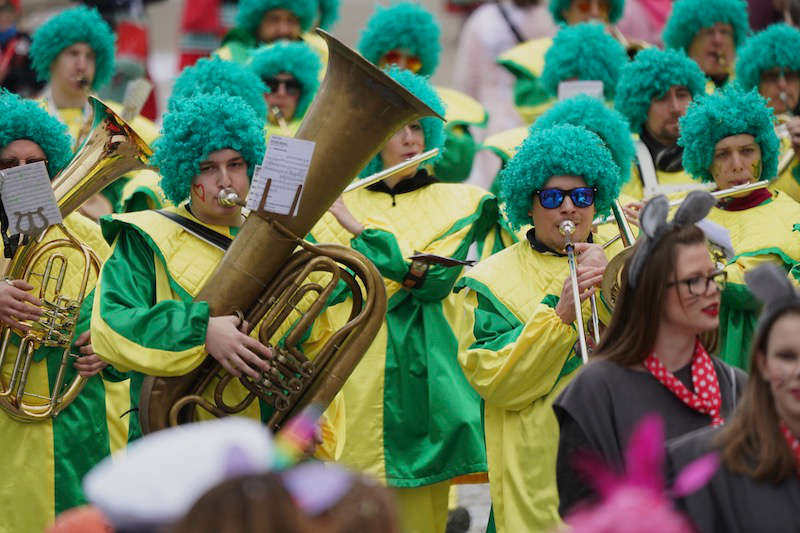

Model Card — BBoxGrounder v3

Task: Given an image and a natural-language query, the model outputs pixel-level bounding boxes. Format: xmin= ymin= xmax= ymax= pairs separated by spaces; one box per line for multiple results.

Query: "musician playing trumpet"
xmin=678 ymin=86 xmax=800 ymax=369
xmin=736 ymin=23 xmax=800 ymax=202
xmin=455 ymin=124 xmax=626 ymax=532
xmin=662 ymin=0 xmax=749 ymax=90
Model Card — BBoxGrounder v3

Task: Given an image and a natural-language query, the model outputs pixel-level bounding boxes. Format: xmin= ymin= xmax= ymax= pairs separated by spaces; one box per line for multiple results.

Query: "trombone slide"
xmin=559 ymin=220 xmax=590 ymax=363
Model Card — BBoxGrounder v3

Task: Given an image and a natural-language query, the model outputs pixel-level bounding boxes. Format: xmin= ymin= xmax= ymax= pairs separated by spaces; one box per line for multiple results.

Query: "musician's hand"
xmin=328 ymin=197 xmax=364 ymax=237
xmin=573 ymin=242 xmax=608 ymax=269
xmin=0 ymin=279 xmax=42 ymax=331
xmin=78 ymin=193 xmax=114 ymax=222
xmin=786 ymin=116 xmax=800 ymax=155
xmin=555 ymin=265 xmax=605 ymax=325
xmin=72 ymin=330 xmax=108 ymax=377
xmin=622 ymin=201 xmax=644 ymax=227
xmin=206 ymin=315 xmax=272 ymax=379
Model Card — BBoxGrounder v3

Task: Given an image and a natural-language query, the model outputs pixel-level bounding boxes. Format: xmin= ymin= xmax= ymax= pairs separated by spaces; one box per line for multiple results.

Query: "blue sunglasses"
xmin=536 ymin=187 xmax=596 ymax=209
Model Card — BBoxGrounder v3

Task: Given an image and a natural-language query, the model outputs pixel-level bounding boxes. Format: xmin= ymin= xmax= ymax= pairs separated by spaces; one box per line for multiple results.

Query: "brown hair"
xmin=715 ymin=308 xmax=800 ymax=483
xmin=170 ymin=472 xmax=311 ymax=533
xmin=310 ymin=476 xmax=400 ymax=533
xmin=595 ymin=223 xmax=711 ymax=366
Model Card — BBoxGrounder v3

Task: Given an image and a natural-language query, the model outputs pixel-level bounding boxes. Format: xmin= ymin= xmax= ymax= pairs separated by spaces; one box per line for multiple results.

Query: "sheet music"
xmin=0 ymin=161 xmax=61 ymax=235
xmin=557 ymin=80 xmax=604 ymax=101
xmin=246 ymin=135 xmax=316 ymax=216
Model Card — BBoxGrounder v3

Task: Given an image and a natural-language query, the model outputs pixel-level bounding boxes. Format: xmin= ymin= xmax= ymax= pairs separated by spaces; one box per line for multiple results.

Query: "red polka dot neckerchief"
xmin=779 ymin=421 xmax=800 ymax=475
xmin=644 ymin=339 xmax=724 ymax=427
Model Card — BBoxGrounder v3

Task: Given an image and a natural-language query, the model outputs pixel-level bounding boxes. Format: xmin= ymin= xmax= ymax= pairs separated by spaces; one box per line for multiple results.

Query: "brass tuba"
xmin=138 ymin=30 xmax=443 ymax=434
xmin=0 ymin=97 xmax=153 ymax=421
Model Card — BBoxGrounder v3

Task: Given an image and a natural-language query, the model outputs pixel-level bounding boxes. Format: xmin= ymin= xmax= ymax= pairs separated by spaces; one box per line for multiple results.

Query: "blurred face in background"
xmin=378 ymin=49 xmax=423 ymax=74
xmin=561 ymin=0 xmax=611 ymax=24
xmin=688 ymin=22 xmax=735 ymax=79
xmin=646 ymin=85 xmax=693 ymax=146
xmin=50 ymin=42 xmax=95 ymax=100
xmin=264 ymin=73 xmax=301 ymax=123
xmin=257 ymin=8 xmax=301 ymax=43
xmin=759 ymin=67 xmax=800 ymax=114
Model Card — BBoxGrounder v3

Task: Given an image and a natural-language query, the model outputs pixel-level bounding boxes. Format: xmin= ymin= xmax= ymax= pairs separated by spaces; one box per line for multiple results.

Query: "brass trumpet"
xmin=559 ymin=220 xmax=592 ymax=363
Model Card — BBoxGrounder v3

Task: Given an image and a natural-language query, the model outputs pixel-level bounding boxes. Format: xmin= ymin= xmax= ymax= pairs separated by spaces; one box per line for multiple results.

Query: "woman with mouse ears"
xmin=553 ymin=190 xmax=747 ymax=517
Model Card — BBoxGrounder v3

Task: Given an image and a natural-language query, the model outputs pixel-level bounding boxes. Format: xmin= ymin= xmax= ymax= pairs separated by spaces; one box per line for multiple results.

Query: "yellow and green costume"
xmin=707 ymin=192 xmax=800 ymax=369
xmin=433 ymin=87 xmax=489 ymax=183
xmin=455 ymin=235 xmax=614 ymax=532
xmin=0 ymin=213 xmax=120 ymax=533
xmin=308 ymin=177 xmax=498 ymax=533
xmin=496 ymin=38 xmax=554 ymax=124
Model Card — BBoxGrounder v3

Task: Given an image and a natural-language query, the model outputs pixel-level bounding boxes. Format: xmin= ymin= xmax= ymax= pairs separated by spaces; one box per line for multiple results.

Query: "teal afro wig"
xmin=0 ymin=90 xmax=72 ymax=178
xmin=235 ymin=0 xmax=318 ymax=35
xmin=615 ymin=48 xmax=706 ymax=134
xmin=152 ymin=92 xmax=266 ymax=205
xmin=248 ymin=41 xmax=321 ymax=118
xmin=501 ymin=124 xmax=622 ymax=229
xmin=357 ymin=2 xmax=441 ymax=77
xmin=679 ymin=85 xmax=779 ymax=182
xmin=30 ymin=6 xmax=116 ymax=91
xmin=736 ymin=24 xmax=800 ymax=92
xmin=169 ymin=57 xmax=267 ymax=118
xmin=548 ymin=0 xmax=625 ymax=24
xmin=318 ymin=0 xmax=340 ymax=30
xmin=663 ymin=0 xmax=750 ymax=51
xmin=358 ymin=66 xmax=445 ymax=178
xmin=540 ymin=23 xmax=628 ymax=100
xmin=533 ymin=95 xmax=634 ymax=185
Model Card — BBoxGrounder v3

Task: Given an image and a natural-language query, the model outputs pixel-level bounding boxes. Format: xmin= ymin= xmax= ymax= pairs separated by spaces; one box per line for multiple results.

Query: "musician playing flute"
xmin=248 ymin=41 xmax=321 ymax=139
xmin=119 ymin=56 xmax=269 ymax=213
xmin=614 ymin=48 xmax=709 ymax=200
xmin=735 ymin=24 xmax=800 ymax=202
xmin=0 ymin=90 xmax=114 ymax=533
xmin=89 ymin=93 xmax=342 ymax=453
xmin=312 ymin=67 xmax=499 ymax=533
xmin=29 ymin=6 xmax=159 ymax=218
xmin=678 ymin=86 xmax=800 ymax=369
xmin=662 ymin=0 xmax=749 ymax=90
xmin=554 ymin=190 xmax=746 ymax=516
xmin=455 ymin=124 xmax=625 ymax=532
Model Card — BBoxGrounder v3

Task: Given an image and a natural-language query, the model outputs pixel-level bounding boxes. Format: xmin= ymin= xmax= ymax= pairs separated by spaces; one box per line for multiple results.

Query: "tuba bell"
xmin=138 ymin=30 xmax=443 ymax=434
xmin=0 ymin=97 xmax=153 ymax=421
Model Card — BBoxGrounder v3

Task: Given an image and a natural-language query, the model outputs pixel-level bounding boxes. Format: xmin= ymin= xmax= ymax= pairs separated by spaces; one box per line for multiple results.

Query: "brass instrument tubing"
xmin=559 ymin=220 xmax=590 ymax=363
xmin=668 ymin=180 xmax=771 ymax=208
xmin=343 ymin=149 xmax=440 ymax=193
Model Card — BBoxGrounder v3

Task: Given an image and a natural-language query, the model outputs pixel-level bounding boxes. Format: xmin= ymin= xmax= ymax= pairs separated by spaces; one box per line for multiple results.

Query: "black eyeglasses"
xmin=0 ymin=158 xmax=48 ymax=170
xmin=536 ymin=187 xmax=596 ymax=209
xmin=264 ymin=77 xmax=302 ymax=96
xmin=667 ymin=269 xmax=727 ymax=296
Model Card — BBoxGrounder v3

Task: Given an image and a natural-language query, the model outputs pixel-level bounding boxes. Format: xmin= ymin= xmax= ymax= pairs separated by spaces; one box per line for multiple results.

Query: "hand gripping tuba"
xmin=138 ymin=30 xmax=443 ymax=434
xmin=0 ymin=98 xmax=153 ymax=421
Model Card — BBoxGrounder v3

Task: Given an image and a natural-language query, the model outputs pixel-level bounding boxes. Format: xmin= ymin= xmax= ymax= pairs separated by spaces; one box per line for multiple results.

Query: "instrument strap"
xmin=496 ymin=1 xmax=525 ymax=44
xmin=156 ymin=210 xmax=232 ymax=251
xmin=635 ymin=140 xmax=660 ymax=198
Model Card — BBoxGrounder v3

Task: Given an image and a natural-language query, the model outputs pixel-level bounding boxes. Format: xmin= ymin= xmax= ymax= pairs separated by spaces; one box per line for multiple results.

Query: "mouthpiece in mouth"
xmin=780 ymin=91 xmax=789 ymax=107
xmin=559 ymin=220 xmax=576 ymax=236
xmin=77 ymin=77 xmax=90 ymax=89
xmin=713 ymin=52 xmax=727 ymax=68
xmin=218 ymin=188 xmax=243 ymax=207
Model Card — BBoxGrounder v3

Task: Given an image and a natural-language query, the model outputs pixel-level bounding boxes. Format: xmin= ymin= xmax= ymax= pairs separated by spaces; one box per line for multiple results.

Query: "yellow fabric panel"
xmin=707 ymin=192 xmax=800 ymax=284
xmin=517 ymin=99 xmax=554 ymax=125
xmin=118 ymin=169 xmax=170 ymax=211
xmin=392 ymin=480 xmax=451 ymax=533
xmin=497 ymin=37 xmax=552 ymax=80
xmin=481 ymin=126 xmax=529 ymax=162
xmin=215 ymin=44 xmax=233 ymax=61
xmin=436 ymin=86 xmax=488 ymax=126
xmin=265 ymin=117 xmax=302 ymax=141
xmin=302 ymin=31 xmax=329 ymax=76
xmin=55 ymin=107 xmax=84 ymax=140
xmin=621 ymin=164 xmax=701 ymax=201
xmin=769 ymin=136 xmax=800 ymax=203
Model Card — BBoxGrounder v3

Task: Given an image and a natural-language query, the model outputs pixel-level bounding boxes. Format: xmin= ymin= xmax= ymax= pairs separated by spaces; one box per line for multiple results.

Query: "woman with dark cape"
xmin=667 ymin=263 xmax=800 ymax=533
xmin=553 ymin=191 xmax=747 ymax=516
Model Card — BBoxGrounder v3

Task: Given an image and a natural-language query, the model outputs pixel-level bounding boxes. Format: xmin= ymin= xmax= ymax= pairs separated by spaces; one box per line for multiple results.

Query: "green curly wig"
xmin=235 ymin=0 xmax=318 ymax=35
xmin=540 ymin=23 xmax=628 ymax=100
xmin=152 ymin=92 xmax=266 ymax=205
xmin=318 ymin=0 xmax=340 ymax=30
xmin=548 ymin=0 xmax=625 ymax=24
xmin=662 ymin=0 xmax=750 ymax=51
xmin=533 ymin=94 xmax=634 ymax=185
xmin=248 ymin=41 xmax=321 ymax=118
xmin=357 ymin=2 xmax=441 ymax=77
xmin=358 ymin=66 xmax=445 ymax=178
xmin=736 ymin=24 xmax=800 ymax=92
xmin=501 ymin=124 xmax=622 ymax=229
xmin=615 ymin=48 xmax=707 ymax=134
xmin=169 ymin=57 xmax=267 ymax=119
xmin=30 ymin=6 xmax=116 ymax=91
xmin=0 ymin=90 xmax=72 ymax=178
xmin=679 ymin=85 xmax=779 ymax=182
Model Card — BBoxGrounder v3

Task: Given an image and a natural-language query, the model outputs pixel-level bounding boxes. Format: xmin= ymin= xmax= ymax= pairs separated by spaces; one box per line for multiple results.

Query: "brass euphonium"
xmin=138 ymin=30 xmax=443 ymax=434
xmin=0 ymin=97 xmax=153 ymax=421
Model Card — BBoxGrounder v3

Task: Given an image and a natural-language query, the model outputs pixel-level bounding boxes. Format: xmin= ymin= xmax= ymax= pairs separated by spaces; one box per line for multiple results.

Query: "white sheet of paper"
xmin=557 ymin=80 xmax=604 ymax=101
xmin=0 ymin=161 xmax=62 ymax=235
xmin=246 ymin=136 xmax=315 ymax=216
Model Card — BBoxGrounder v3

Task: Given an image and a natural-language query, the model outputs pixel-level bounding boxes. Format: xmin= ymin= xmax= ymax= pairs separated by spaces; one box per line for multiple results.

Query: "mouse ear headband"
xmin=627 ymin=190 xmax=717 ymax=288
xmin=746 ymin=263 xmax=800 ymax=340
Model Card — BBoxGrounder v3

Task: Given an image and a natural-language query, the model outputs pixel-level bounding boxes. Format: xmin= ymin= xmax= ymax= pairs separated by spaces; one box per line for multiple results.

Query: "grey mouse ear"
xmin=673 ymin=190 xmax=716 ymax=226
xmin=639 ymin=194 xmax=669 ymax=239
xmin=745 ymin=264 xmax=796 ymax=306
